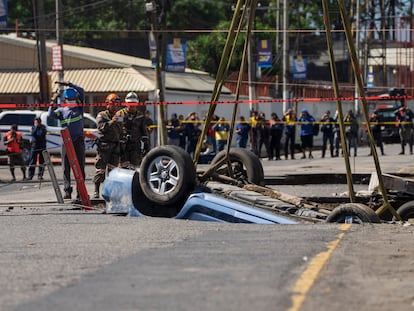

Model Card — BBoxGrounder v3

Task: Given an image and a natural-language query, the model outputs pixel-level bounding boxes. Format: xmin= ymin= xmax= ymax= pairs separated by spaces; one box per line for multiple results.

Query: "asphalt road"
xmin=1 ymin=143 xmax=414 ymax=311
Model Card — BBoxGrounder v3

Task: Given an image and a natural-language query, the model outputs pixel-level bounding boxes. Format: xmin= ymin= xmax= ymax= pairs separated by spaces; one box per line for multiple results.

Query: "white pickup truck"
xmin=0 ymin=110 xmax=99 ymax=162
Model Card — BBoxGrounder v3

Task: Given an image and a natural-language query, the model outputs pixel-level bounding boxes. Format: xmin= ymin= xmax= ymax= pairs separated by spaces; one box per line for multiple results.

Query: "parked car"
xmin=0 ymin=110 xmax=99 ymax=162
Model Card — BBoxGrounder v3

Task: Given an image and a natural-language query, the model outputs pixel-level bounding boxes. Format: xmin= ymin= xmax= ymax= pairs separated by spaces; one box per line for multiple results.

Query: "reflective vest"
xmin=5 ymin=131 xmax=22 ymax=153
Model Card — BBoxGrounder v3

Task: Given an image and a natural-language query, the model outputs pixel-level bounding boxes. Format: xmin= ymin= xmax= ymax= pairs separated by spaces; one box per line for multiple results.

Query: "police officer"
xmin=28 ymin=117 xmax=47 ymax=180
xmin=92 ymin=93 xmax=123 ymax=198
xmin=395 ymin=105 xmax=414 ymax=155
xmin=118 ymin=92 xmax=149 ymax=169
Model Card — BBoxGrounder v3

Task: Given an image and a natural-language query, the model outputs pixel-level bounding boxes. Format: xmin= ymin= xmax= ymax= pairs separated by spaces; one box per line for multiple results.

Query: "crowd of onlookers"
xmin=166 ymin=104 xmax=414 ymax=163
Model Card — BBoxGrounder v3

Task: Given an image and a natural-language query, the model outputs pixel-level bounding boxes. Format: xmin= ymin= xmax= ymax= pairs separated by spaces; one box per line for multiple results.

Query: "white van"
xmin=0 ymin=110 xmax=99 ymax=161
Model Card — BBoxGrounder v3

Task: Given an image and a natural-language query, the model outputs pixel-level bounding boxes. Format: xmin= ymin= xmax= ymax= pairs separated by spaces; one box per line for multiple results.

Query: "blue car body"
xmin=102 ymin=168 xmax=297 ymax=224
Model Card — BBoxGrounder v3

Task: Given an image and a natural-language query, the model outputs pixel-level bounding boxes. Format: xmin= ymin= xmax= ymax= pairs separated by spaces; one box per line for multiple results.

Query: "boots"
xmin=399 ymin=145 xmax=405 ymax=155
xmin=22 ymin=168 xmax=26 ymax=181
xmin=94 ymin=183 xmax=100 ymax=199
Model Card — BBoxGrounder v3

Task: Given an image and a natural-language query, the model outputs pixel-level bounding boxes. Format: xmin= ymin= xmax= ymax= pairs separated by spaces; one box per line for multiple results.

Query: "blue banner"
xmin=257 ymin=39 xmax=272 ymax=68
xmin=293 ymin=55 xmax=307 ymax=80
xmin=166 ymin=38 xmax=186 ymax=73
xmin=0 ymin=0 xmax=8 ymax=31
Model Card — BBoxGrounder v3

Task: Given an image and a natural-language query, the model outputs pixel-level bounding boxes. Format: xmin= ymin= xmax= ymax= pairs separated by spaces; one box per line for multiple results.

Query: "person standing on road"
xmin=166 ymin=113 xmax=181 ymax=146
xmin=256 ymin=112 xmax=271 ymax=159
xmin=333 ymin=110 xmax=341 ymax=157
xmin=213 ymin=116 xmax=230 ymax=152
xmin=48 ymin=82 xmax=85 ymax=200
xmin=344 ymin=110 xmax=359 ymax=157
xmin=28 ymin=117 xmax=47 ymax=180
xmin=368 ymin=111 xmax=385 ymax=156
xmin=235 ymin=116 xmax=251 ymax=148
xmin=395 ymin=105 xmax=414 ymax=155
xmin=268 ymin=112 xmax=284 ymax=160
xmin=320 ymin=110 xmax=335 ymax=158
xmin=282 ymin=108 xmax=297 ymax=160
xmin=93 ymin=93 xmax=123 ymax=198
xmin=298 ymin=108 xmax=315 ymax=159
xmin=4 ymin=124 xmax=27 ymax=181
xmin=118 ymin=92 xmax=148 ymax=169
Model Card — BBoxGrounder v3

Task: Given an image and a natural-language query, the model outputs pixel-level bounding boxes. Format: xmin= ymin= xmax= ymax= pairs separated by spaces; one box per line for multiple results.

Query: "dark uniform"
xmin=93 ymin=109 xmax=123 ymax=197
xmin=395 ymin=106 xmax=414 ymax=155
xmin=118 ymin=108 xmax=149 ymax=168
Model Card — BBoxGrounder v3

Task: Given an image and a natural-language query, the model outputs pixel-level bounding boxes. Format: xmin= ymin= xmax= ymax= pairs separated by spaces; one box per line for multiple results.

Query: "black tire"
xmin=210 ymin=148 xmax=264 ymax=185
xmin=132 ymin=171 xmax=184 ymax=218
xmin=139 ymin=145 xmax=196 ymax=205
xmin=394 ymin=201 xmax=414 ymax=221
xmin=326 ymin=203 xmax=381 ymax=223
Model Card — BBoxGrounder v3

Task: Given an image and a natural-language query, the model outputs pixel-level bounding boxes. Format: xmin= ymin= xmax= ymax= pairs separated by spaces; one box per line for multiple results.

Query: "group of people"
xmin=4 ymin=81 xmax=414 ymax=200
xmin=92 ymin=91 xmax=151 ymax=199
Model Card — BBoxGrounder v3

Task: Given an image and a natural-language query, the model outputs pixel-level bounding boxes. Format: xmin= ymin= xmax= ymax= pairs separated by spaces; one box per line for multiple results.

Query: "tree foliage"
xmin=6 ymin=0 xmax=411 ymax=78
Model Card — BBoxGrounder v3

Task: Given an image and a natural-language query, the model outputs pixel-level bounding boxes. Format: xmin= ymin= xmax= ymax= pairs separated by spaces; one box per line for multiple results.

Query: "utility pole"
xmin=282 ymin=0 xmax=289 ymax=113
xmin=146 ymin=1 xmax=166 ymax=146
xmin=55 ymin=0 xmax=64 ymax=100
xmin=33 ymin=0 xmax=50 ymax=104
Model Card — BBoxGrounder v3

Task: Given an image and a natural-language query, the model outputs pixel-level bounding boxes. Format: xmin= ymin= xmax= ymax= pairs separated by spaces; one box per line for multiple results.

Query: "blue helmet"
xmin=63 ymin=87 xmax=79 ymax=99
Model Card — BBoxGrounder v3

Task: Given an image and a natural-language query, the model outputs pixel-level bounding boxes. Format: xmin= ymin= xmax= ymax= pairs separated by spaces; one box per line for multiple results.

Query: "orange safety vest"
xmin=5 ymin=131 xmax=23 ymax=153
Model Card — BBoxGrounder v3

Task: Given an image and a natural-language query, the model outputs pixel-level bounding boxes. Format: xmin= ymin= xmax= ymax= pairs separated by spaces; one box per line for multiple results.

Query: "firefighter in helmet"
xmin=92 ymin=93 xmax=123 ymax=198
xmin=118 ymin=92 xmax=148 ymax=168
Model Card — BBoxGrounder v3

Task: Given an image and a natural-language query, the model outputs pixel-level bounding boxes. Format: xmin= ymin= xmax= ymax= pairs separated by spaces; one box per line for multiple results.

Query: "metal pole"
xmin=42 ymin=150 xmax=64 ymax=204
xmin=55 ymin=0 xmax=64 ymax=96
xmin=282 ymin=0 xmax=289 ymax=112
xmin=147 ymin=1 xmax=166 ymax=146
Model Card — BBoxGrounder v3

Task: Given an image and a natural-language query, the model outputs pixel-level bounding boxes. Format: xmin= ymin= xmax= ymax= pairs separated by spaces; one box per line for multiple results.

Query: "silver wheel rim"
xmin=146 ymin=155 xmax=180 ymax=195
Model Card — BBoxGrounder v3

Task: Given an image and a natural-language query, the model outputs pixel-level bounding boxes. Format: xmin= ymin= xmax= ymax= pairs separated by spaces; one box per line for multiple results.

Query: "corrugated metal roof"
xmin=0 ymin=68 xmax=154 ymax=94
xmin=0 ymin=34 xmax=230 ymax=95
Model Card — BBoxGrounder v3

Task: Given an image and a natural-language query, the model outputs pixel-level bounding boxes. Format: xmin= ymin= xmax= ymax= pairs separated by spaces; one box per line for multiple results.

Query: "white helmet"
xmin=125 ymin=92 xmax=139 ymax=103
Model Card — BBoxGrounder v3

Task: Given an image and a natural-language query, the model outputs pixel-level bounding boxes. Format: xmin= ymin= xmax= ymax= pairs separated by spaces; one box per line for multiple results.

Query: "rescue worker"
xmin=4 ymin=124 xmax=27 ymax=181
xmin=118 ymin=92 xmax=149 ymax=168
xmin=48 ymin=81 xmax=85 ymax=200
xmin=92 ymin=93 xmax=123 ymax=198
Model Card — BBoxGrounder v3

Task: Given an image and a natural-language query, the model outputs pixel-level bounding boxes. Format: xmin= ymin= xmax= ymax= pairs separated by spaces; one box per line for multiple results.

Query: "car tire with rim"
xmin=326 ymin=203 xmax=381 ymax=223
xmin=139 ymin=145 xmax=196 ymax=205
xmin=210 ymin=148 xmax=264 ymax=185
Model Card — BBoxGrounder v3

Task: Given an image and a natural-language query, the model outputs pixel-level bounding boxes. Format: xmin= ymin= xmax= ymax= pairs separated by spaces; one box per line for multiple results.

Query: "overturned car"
xmin=102 ymin=145 xmax=297 ymax=224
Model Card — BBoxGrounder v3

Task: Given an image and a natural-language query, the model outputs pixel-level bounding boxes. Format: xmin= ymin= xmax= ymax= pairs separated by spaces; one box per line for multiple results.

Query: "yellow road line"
xmin=287 ymin=224 xmax=352 ymax=311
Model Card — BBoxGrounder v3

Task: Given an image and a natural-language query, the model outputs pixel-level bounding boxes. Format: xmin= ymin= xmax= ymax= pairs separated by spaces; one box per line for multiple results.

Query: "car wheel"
xmin=394 ymin=201 xmax=414 ymax=221
xmin=132 ymin=171 xmax=184 ymax=217
xmin=326 ymin=203 xmax=381 ymax=223
xmin=210 ymin=148 xmax=264 ymax=185
xmin=139 ymin=145 xmax=196 ymax=205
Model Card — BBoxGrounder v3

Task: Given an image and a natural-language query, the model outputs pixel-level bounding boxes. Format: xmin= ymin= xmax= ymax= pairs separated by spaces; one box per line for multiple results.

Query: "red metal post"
xmin=61 ymin=128 xmax=92 ymax=208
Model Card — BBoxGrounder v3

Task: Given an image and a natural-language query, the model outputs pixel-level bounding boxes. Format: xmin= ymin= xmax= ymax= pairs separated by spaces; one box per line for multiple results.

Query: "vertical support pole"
xmin=42 ymin=149 xmax=64 ymax=204
xmin=61 ymin=128 xmax=91 ymax=208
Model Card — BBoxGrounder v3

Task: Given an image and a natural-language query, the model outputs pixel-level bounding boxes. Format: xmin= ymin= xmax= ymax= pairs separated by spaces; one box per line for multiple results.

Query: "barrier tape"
xmin=0 ymin=94 xmax=412 ymax=110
